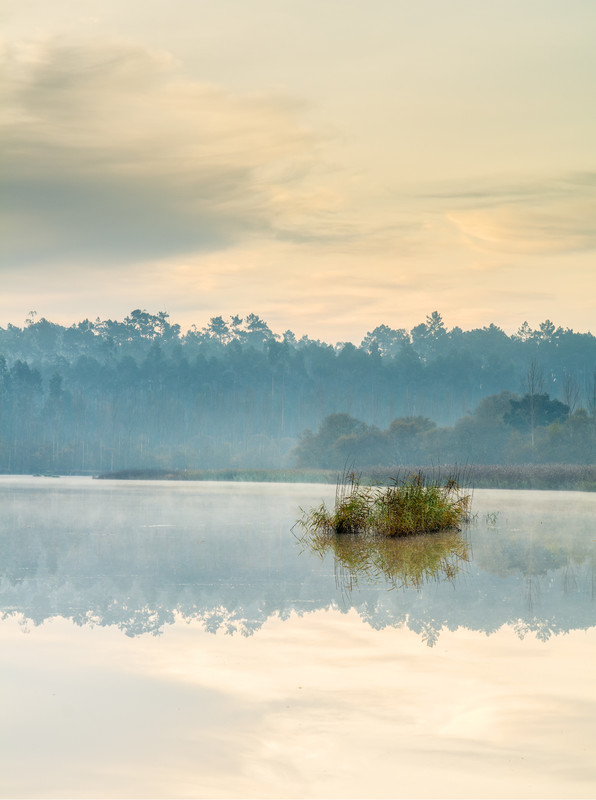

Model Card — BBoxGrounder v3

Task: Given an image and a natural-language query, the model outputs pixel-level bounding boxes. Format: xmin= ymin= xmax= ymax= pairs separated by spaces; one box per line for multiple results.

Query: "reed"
xmin=300 ymin=469 xmax=471 ymax=538
xmin=367 ymin=463 xmax=596 ymax=492
xmin=95 ymin=464 xmax=596 ymax=491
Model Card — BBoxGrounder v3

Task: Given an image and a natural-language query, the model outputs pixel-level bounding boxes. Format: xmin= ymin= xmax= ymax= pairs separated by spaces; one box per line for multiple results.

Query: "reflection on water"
xmin=298 ymin=526 xmax=470 ymax=594
xmin=0 ymin=477 xmax=594 ymax=645
xmin=1 ymin=478 xmax=596 ymax=798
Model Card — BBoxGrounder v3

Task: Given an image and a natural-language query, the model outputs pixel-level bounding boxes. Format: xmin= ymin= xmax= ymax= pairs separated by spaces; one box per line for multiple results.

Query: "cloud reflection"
xmin=1 ymin=611 xmax=594 ymax=798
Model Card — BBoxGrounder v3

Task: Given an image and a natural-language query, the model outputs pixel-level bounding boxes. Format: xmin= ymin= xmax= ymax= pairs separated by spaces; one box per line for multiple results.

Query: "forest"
xmin=0 ymin=309 xmax=594 ymax=474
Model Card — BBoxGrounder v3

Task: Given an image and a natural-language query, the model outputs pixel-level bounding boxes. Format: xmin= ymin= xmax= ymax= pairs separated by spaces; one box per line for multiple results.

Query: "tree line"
xmin=0 ymin=310 xmax=594 ymax=473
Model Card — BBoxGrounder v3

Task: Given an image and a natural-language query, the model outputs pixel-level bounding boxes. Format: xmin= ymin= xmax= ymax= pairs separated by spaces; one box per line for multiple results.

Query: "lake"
xmin=0 ymin=476 xmax=594 ymax=799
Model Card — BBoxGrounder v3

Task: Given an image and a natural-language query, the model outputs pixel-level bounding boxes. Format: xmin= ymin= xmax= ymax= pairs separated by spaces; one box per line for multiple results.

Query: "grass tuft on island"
xmin=299 ymin=470 xmax=471 ymax=538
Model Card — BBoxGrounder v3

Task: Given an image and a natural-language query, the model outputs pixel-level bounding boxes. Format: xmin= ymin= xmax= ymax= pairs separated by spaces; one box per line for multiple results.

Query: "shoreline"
xmin=91 ymin=464 xmax=596 ymax=492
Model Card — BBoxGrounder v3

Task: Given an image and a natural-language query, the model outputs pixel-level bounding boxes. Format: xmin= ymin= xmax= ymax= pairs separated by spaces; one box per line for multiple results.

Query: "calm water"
xmin=0 ymin=476 xmax=594 ymax=798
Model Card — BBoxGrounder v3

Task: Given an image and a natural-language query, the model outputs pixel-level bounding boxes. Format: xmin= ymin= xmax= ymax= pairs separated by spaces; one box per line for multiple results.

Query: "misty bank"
xmin=93 ymin=463 xmax=596 ymax=492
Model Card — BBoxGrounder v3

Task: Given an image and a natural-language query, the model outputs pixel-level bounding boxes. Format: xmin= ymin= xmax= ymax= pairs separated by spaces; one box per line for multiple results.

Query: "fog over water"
xmin=1 ymin=477 xmax=594 ymax=798
xmin=1 ymin=478 xmax=594 ymax=643
xmin=3 ymin=2 xmax=596 ymax=791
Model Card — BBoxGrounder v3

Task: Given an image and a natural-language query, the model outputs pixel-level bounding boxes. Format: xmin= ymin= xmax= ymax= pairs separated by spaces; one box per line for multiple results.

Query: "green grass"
xmin=299 ymin=470 xmax=471 ymax=538
xmin=296 ymin=470 xmax=472 ymax=592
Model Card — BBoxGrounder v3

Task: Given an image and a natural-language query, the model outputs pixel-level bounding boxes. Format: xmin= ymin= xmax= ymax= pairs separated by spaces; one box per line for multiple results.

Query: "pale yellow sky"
xmin=2 ymin=1 xmax=595 ymax=341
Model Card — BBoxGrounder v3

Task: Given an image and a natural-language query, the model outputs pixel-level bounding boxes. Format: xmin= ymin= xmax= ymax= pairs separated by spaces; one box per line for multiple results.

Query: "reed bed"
xmin=367 ymin=463 xmax=596 ymax=492
xmin=96 ymin=467 xmax=339 ymax=483
xmin=97 ymin=464 xmax=596 ymax=492
xmin=299 ymin=470 xmax=471 ymax=538
xmin=96 ymin=463 xmax=596 ymax=491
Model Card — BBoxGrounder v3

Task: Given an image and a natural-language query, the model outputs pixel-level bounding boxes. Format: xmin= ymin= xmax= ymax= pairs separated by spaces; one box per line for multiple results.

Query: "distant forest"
xmin=0 ymin=309 xmax=595 ymax=473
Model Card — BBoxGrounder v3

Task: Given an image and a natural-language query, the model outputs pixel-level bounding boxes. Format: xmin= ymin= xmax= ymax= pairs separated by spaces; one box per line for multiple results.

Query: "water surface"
xmin=0 ymin=477 xmax=594 ymax=798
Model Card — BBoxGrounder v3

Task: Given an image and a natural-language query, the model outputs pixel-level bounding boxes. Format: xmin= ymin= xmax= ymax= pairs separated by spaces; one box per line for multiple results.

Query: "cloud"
xmin=442 ymin=175 xmax=596 ymax=255
xmin=1 ymin=38 xmax=325 ymax=267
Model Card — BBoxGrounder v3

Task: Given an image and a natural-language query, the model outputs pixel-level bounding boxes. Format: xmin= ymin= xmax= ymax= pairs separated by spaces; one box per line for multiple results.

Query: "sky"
xmin=2 ymin=0 xmax=595 ymax=342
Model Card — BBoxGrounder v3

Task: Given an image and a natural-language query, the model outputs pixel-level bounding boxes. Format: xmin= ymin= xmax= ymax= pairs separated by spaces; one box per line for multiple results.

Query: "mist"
xmin=0 ymin=310 xmax=594 ymax=474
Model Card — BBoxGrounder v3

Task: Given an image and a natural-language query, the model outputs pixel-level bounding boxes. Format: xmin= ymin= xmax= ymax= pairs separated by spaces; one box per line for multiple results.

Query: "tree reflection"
xmin=0 ymin=481 xmax=594 ymax=643
xmin=299 ymin=528 xmax=470 ymax=594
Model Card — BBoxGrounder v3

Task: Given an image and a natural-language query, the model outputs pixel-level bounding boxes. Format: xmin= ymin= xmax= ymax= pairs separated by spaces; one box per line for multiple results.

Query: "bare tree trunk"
xmin=563 ymin=371 xmax=580 ymax=415
xmin=525 ymin=359 xmax=544 ymax=448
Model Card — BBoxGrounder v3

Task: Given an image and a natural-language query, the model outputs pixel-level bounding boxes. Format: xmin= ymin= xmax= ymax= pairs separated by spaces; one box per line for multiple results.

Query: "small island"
xmin=299 ymin=470 xmax=471 ymax=537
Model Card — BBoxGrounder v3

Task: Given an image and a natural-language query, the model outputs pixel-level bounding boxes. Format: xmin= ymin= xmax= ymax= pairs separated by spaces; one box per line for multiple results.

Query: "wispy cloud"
xmin=439 ymin=174 xmax=596 ymax=255
xmin=2 ymin=21 xmax=595 ymax=336
xmin=1 ymin=38 xmax=328 ymax=267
